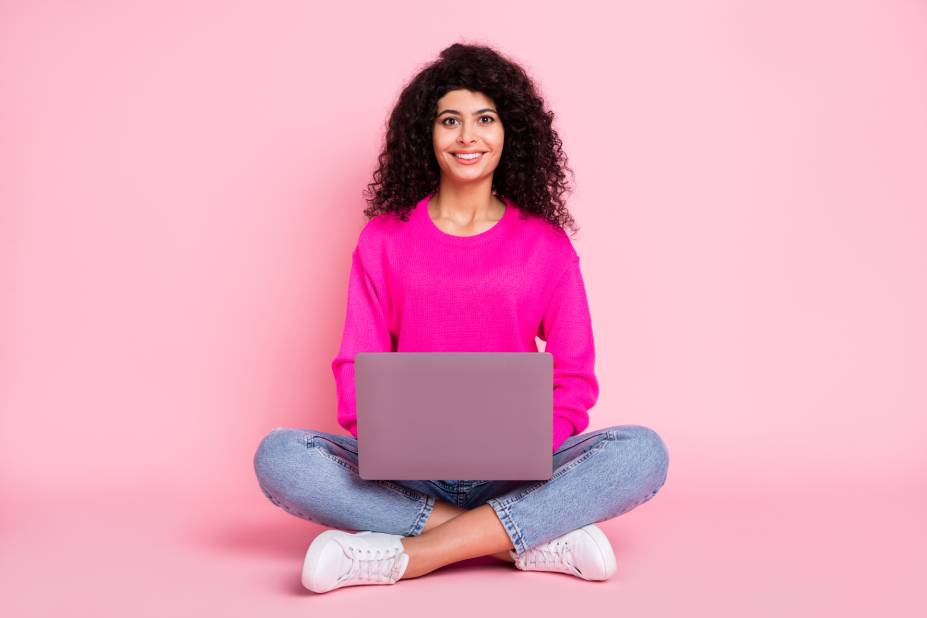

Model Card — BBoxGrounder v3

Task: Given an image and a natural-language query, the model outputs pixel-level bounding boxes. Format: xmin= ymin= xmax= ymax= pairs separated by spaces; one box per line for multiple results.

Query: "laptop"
xmin=355 ymin=351 xmax=553 ymax=481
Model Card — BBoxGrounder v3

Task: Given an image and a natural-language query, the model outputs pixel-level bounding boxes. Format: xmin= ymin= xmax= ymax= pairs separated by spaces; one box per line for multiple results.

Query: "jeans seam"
xmin=487 ymin=498 xmax=528 ymax=555
xmin=408 ymin=495 xmax=435 ymax=537
xmin=555 ymin=431 xmax=609 ymax=453
xmin=311 ymin=434 xmax=358 ymax=455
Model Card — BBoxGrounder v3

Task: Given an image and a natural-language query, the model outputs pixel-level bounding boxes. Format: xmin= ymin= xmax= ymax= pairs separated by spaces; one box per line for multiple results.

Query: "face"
xmin=432 ymin=89 xmax=504 ymax=185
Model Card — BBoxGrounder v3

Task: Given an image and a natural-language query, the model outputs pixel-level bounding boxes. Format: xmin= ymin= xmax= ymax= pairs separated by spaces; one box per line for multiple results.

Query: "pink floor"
xmin=3 ymin=477 xmax=923 ymax=617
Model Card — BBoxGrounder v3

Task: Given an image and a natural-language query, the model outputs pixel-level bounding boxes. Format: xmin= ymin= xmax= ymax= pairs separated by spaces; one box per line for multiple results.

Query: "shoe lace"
xmin=340 ymin=544 xmax=404 ymax=583
xmin=523 ymin=539 xmax=576 ymax=573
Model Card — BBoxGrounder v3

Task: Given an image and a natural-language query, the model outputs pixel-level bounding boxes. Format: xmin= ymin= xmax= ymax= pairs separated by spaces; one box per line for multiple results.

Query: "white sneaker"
xmin=511 ymin=524 xmax=617 ymax=581
xmin=301 ymin=530 xmax=410 ymax=593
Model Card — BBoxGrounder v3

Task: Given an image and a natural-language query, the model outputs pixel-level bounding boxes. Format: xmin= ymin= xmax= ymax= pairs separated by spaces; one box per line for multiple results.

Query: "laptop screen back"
xmin=355 ymin=352 xmax=553 ymax=481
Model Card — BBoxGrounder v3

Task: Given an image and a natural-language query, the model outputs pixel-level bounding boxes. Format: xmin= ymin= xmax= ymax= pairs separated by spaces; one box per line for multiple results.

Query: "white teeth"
xmin=454 ymin=152 xmax=482 ymax=160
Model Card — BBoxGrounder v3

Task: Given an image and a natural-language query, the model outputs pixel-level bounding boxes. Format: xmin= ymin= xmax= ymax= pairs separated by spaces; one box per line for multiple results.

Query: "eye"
xmin=439 ymin=116 xmax=496 ymax=126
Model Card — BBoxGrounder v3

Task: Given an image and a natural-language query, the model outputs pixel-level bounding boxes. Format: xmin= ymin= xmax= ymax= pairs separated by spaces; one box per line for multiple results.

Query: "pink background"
xmin=2 ymin=0 xmax=925 ymax=615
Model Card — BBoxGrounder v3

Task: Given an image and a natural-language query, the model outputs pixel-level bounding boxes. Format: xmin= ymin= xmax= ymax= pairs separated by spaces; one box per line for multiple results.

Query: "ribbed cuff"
xmin=552 ymin=417 xmax=574 ymax=452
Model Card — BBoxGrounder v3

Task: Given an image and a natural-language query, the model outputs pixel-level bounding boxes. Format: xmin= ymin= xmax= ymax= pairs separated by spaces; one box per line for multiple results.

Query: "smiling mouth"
xmin=452 ymin=152 xmax=485 ymax=161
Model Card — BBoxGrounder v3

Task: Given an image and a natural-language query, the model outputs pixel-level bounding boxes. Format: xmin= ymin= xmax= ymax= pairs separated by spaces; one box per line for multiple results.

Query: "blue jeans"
xmin=253 ymin=424 xmax=669 ymax=555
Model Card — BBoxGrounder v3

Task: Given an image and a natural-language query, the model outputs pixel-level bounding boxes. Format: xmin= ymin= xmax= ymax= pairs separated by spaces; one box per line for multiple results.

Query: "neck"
xmin=432 ymin=177 xmax=500 ymax=222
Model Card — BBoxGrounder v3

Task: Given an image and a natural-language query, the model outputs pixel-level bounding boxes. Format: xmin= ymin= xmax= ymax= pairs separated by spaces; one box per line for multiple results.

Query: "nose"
xmin=457 ymin=121 xmax=477 ymax=144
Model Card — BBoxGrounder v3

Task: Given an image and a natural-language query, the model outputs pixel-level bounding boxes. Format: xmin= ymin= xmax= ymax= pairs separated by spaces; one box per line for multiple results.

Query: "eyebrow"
xmin=435 ymin=108 xmax=498 ymax=117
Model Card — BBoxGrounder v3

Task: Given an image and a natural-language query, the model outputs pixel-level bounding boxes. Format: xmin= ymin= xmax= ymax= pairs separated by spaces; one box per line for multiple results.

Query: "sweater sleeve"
xmin=331 ymin=247 xmax=393 ymax=439
xmin=539 ymin=255 xmax=600 ymax=452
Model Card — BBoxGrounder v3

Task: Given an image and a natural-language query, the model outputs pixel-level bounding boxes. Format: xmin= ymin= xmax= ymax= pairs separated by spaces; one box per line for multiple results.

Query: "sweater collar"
xmin=413 ymin=191 xmax=516 ymax=247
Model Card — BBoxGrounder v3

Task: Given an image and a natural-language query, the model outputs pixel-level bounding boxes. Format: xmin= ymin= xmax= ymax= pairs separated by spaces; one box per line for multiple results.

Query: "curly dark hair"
xmin=362 ymin=42 xmax=579 ymax=237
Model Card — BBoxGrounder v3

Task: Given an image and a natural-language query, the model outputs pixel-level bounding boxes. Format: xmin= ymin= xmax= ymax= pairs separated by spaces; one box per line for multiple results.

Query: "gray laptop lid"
xmin=355 ymin=352 xmax=553 ymax=481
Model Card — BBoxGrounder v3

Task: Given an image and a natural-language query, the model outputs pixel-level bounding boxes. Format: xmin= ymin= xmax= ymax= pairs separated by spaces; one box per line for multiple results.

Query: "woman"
xmin=253 ymin=43 xmax=669 ymax=594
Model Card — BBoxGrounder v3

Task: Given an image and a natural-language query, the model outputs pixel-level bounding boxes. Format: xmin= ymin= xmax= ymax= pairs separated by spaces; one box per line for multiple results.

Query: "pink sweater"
xmin=331 ymin=191 xmax=600 ymax=452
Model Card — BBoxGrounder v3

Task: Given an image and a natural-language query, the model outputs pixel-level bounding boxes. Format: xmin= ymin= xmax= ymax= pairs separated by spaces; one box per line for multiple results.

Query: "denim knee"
xmin=253 ymin=427 xmax=313 ymax=495
xmin=610 ymin=424 xmax=670 ymax=495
